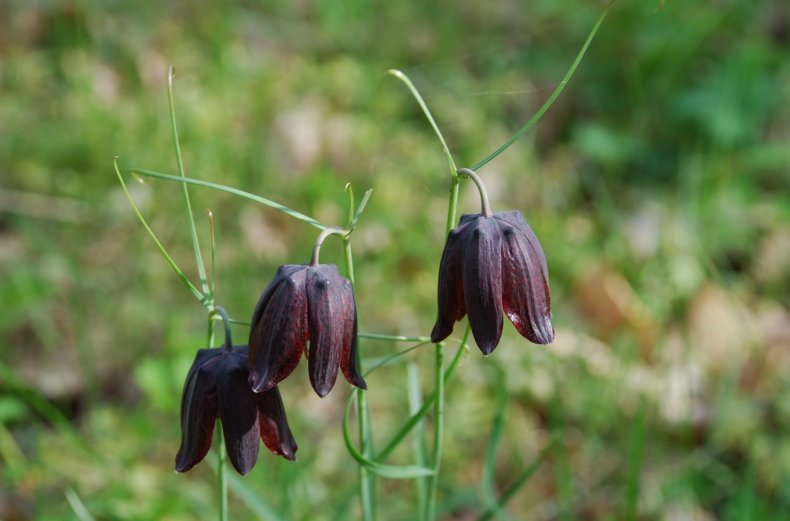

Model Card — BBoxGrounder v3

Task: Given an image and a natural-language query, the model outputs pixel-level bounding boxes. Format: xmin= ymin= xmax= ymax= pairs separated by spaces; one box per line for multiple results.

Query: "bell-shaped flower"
xmin=175 ymin=313 xmax=297 ymax=476
xmin=431 ymin=169 xmax=553 ymax=354
xmin=248 ymin=263 xmax=367 ymax=398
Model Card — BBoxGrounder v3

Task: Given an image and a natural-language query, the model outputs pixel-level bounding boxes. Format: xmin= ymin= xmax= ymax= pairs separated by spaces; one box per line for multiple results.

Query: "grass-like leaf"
xmin=342 ymin=389 xmax=435 ymax=479
xmin=388 ymin=69 xmax=457 ymax=176
xmin=168 ymin=66 xmax=210 ymax=296
xmin=132 ymin=169 xmax=326 ymax=230
xmin=472 ymin=2 xmax=615 ymax=170
xmin=115 ymin=160 xmax=207 ymax=305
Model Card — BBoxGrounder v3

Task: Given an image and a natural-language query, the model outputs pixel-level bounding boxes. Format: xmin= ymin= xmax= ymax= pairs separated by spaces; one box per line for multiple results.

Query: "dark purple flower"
xmin=248 ymin=264 xmax=367 ymax=398
xmin=175 ymin=345 xmax=297 ymax=476
xmin=430 ymin=210 xmax=554 ymax=354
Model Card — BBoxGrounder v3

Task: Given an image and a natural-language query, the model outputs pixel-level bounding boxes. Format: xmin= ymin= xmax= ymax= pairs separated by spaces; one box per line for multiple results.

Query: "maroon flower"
xmin=175 ymin=344 xmax=297 ymax=476
xmin=248 ymin=264 xmax=367 ymax=398
xmin=430 ymin=210 xmax=554 ymax=354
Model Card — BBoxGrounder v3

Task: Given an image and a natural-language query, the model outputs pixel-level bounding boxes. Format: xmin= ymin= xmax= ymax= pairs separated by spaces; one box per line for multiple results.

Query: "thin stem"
xmin=377 ymin=326 xmax=470 ymax=462
xmin=206 ymin=312 xmax=228 ymax=521
xmin=471 ymin=3 xmax=613 ymax=171
xmin=343 ymin=238 xmax=376 ymax=521
xmin=168 ymin=66 xmax=210 ymax=295
xmin=212 ymin=306 xmax=233 ymax=351
xmin=388 ymin=70 xmax=457 ymax=177
xmin=132 ymin=168 xmax=326 ymax=230
xmin=424 ymin=342 xmax=445 ymax=520
xmin=311 ymin=227 xmax=345 ymax=266
xmin=457 ymin=168 xmax=493 ymax=217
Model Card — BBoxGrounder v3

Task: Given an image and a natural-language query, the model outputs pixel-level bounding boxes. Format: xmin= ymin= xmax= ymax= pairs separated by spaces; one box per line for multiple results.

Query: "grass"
xmin=1 ymin=1 xmax=790 ymax=519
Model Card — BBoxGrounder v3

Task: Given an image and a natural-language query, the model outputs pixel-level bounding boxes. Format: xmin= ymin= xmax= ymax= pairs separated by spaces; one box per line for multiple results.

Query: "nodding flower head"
xmin=175 ymin=309 xmax=297 ymax=476
xmin=431 ymin=169 xmax=553 ymax=354
xmin=248 ymin=263 xmax=367 ymax=398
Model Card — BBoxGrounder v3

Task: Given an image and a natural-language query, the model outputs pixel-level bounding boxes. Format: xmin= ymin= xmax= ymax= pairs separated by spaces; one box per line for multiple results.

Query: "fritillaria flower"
xmin=431 ymin=168 xmax=554 ymax=354
xmin=248 ymin=242 xmax=366 ymax=397
xmin=175 ymin=309 xmax=297 ymax=476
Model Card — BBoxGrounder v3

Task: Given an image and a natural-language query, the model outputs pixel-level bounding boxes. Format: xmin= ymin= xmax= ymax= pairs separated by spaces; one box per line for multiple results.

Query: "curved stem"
xmin=310 ymin=227 xmax=345 ymax=266
xmin=212 ymin=306 xmax=233 ymax=351
xmin=457 ymin=168 xmax=493 ymax=218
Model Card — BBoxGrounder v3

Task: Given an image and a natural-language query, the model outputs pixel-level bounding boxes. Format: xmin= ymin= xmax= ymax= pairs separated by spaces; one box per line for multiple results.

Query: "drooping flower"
xmin=248 ymin=263 xmax=367 ymax=398
xmin=175 ymin=342 xmax=297 ymax=476
xmin=431 ymin=169 xmax=553 ymax=354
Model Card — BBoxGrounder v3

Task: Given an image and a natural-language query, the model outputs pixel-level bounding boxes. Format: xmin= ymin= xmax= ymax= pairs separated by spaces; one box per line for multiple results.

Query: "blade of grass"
xmin=478 ymin=452 xmax=545 ymax=521
xmin=471 ymin=1 xmax=614 ymax=170
xmin=358 ymin=333 xmax=431 ymax=342
xmin=114 ymin=160 xmax=207 ymax=305
xmin=206 ymin=457 xmax=286 ymax=521
xmin=65 ymin=488 xmax=96 ymax=521
xmin=407 ymin=363 xmax=429 ymax=519
xmin=388 ymin=69 xmax=457 ymax=176
xmin=342 ymin=389 xmax=434 ymax=479
xmin=208 ymin=209 xmax=216 ymax=300
xmin=482 ymin=385 xmax=509 ymax=521
xmin=168 ymin=66 xmax=210 ymax=296
xmin=132 ymin=169 xmax=325 ymax=230
xmin=377 ymin=325 xmax=470 ymax=461
xmin=350 ymin=189 xmax=373 ymax=232
xmin=363 ymin=341 xmax=431 ymax=375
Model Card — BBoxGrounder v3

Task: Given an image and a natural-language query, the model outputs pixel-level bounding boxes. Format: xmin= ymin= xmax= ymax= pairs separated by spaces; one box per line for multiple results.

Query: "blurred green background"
xmin=2 ymin=1 xmax=790 ymax=519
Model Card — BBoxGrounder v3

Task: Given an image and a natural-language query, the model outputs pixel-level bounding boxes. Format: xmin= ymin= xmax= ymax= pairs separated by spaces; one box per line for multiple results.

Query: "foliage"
xmin=1 ymin=1 xmax=789 ymax=519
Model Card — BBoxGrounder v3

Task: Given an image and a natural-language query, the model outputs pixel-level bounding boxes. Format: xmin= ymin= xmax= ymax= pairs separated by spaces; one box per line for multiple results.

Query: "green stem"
xmin=471 ymin=3 xmax=613 ymax=171
xmin=168 ymin=67 xmax=209 ymax=296
xmin=343 ymin=238 xmax=376 ymax=521
xmin=424 ymin=342 xmax=445 ymax=520
xmin=457 ymin=168 xmax=492 ymax=218
xmin=207 ymin=310 xmax=228 ymax=521
xmin=311 ymin=227 xmax=345 ymax=266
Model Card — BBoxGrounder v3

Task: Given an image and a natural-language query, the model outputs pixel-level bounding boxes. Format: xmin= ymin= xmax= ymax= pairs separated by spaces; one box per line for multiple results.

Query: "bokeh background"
xmin=2 ymin=1 xmax=790 ymax=520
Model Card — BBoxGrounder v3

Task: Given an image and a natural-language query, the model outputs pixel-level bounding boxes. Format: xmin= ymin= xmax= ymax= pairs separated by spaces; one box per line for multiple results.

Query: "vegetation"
xmin=1 ymin=1 xmax=789 ymax=519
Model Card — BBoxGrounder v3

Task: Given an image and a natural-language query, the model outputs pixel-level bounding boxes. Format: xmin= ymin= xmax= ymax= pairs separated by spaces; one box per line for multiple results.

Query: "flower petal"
xmin=248 ymin=266 xmax=309 ymax=393
xmin=462 ymin=216 xmax=504 ymax=354
xmin=256 ymin=386 xmax=298 ymax=461
xmin=218 ymin=348 xmax=261 ymax=476
xmin=175 ymin=349 xmax=221 ymax=473
xmin=338 ymin=277 xmax=367 ymax=391
xmin=307 ymin=264 xmax=364 ymax=397
xmin=430 ymin=222 xmax=469 ymax=343
xmin=495 ymin=211 xmax=554 ymax=344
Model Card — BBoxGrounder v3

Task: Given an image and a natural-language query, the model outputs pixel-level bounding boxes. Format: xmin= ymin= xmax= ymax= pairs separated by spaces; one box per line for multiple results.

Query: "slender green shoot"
xmin=65 ymin=488 xmax=96 ymax=521
xmin=358 ymin=333 xmax=432 ymax=342
xmin=132 ymin=169 xmax=326 ymax=230
xmin=206 ymin=457 xmax=286 ymax=521
xmin=424 ymin=341 xmax=445 ymax=520
xmin=363 ymin=341 xmax=432 ymax=376
xmin=342 ymin=389 xmax=434 ymax=479
xmin=345 ymin=183 xmax=356 ymax=229
xmin=478 ymin=452 xmax=545 ymax=521
xmin=114 ymin=160 xmax=207 ymax=305
xmin=377 ymin=326 xmax=470 ymax=462
xmin=208 ymin=209 xmax=216 ymax=300
xmin=168 ymin=66 xmax=210 ymax=296
xmin=482 ymin=386 xmax=509 ymax=521
xmin=350 ymin=189 xmax=373 ymax=233
xmin=342 ymin=238 xmax=376 ymax=520
xmin=471 ymin=2 xmax=614 ymax=170
xmin=388 ymin=69 xmax=458 ymax=176
xmin=407 ymin=363 xmax=429 ymax=519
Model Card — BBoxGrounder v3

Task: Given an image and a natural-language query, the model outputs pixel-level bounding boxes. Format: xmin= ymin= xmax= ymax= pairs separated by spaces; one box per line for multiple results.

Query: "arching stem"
xmin=457 ymin=168 xmax=493 ymax=217
xmin=212 ymin=306 xmax=233 ymax=352
xmin=310 ymin=227 xmax=346 ymax=266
